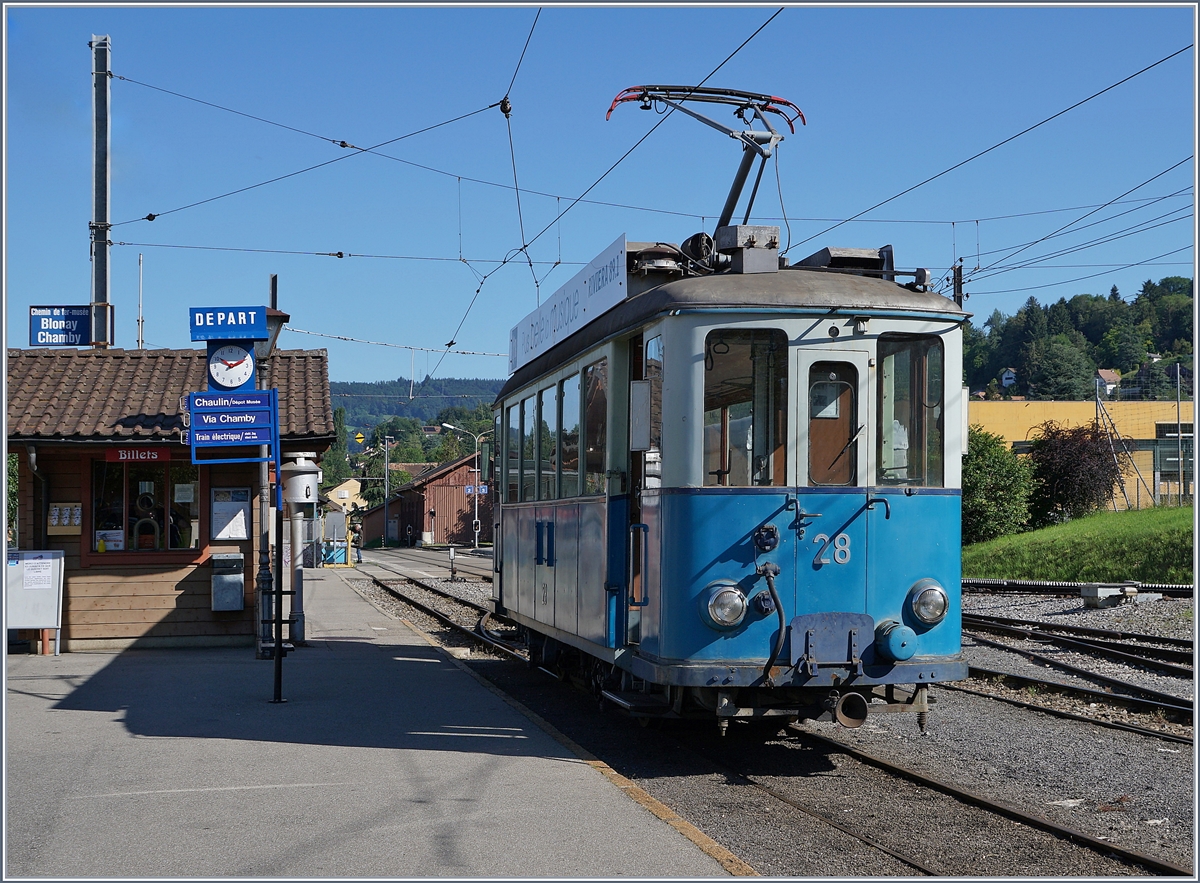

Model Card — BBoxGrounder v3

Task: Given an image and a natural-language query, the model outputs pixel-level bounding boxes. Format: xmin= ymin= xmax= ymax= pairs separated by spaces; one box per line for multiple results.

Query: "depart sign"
xmin=189 ymin=306 xmax=269 ymax=341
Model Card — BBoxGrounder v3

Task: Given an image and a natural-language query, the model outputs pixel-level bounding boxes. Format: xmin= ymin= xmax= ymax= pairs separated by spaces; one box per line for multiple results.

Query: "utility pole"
xmin=137 ymin=253 xmax=144 ymax=349
xmin=952 ymin=260 xmax=965 ymax=309
xmin=383 ymin=435 xmax=394 ymax=547
xmin=442 ymin=423 xmax=492 ymax=549
xmin=89 ymin=35 xmax=112 ymax=349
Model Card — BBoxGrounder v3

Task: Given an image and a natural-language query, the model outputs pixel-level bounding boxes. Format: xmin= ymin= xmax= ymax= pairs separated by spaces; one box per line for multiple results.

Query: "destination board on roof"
xmin=508 ymin=235 xmax=626 ymax=374
xmin=189 ymin=306 xmax=269 ymax=341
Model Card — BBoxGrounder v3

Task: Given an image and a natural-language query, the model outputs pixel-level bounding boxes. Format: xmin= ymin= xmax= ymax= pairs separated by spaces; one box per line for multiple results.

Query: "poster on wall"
xmin=211 ymin=488 xmax=251 ymax=541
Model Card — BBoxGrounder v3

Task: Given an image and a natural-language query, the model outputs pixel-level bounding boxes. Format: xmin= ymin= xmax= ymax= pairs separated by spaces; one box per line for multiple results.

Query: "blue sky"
xmin=5 ymin=4 xmax=1196 ymax=383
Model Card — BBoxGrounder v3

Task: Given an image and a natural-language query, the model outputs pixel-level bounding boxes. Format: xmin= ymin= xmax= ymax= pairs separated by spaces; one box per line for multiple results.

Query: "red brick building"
xmin=361 ymin=453 xmax=493 ymax=547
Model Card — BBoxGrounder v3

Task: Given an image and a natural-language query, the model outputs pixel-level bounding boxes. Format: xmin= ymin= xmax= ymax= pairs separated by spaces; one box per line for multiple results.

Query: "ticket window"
xmin=91 ymin=460 xmax=200 ymax=551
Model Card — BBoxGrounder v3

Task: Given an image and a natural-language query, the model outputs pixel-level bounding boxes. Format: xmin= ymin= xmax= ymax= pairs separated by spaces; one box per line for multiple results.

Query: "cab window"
xmin=877 ymin=334 xmax=944 ymax=487
xmin=703 ymin=329 xmax=788 ymax=486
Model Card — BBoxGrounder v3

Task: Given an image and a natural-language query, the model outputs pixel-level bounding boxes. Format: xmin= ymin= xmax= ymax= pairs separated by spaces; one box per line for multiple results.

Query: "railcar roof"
xmin=498 ymin=267 xmax=966 ymax=402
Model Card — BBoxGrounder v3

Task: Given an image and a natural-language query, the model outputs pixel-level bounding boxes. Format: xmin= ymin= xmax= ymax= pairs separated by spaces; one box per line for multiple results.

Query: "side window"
xmin=559 ymin=374 xmax=580 ymax=498
xmin=703 ymin=329 xmax=788 ymax=486
xmin=506 ymin=404 xmax=520 ymax=502
xmin=878 ymin=335 xmax=944 ymax=487
xmin=808 ymin=362 xmax=858 ymax=486
xmin=520 ymin=395 xmax=536 ymax=502
xmin=538 ymin=386 xmax=558 ymax=500
xmin=645 ymin=336 xmax=664 ymax=488
xmin=583 ymin=358 xmax=608 ymax=494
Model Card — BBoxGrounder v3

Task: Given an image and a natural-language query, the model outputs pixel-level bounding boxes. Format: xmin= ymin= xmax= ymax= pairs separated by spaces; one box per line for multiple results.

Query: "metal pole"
xmin=271 ymin=499 xmax=285 ymax=702
xmin=137 ymin=253 xmax=144 ymax=349
xmin=89 ymin=35 xmax=111 ymax=349
xmin=473 ymin=435 xmax=480 ymax=550
xmin=290 ymin=504 xmax=305 ymax=644
xmin=383 ymin=435 xmax=393 ymax=547
xmin=1177 ymin=369 xmax=1184 ymax=505
xmin=255 ymin=276 xmax=277 ymax=658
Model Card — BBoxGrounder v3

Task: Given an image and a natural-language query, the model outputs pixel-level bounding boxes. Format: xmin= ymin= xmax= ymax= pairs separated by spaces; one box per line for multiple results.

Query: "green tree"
xmin=320 ymin=407 xmax=352 ymax=489
xmin=7 ymin=453 xmax=18 ymax=544
xmin=1026 ymin=337 xmax=1095 ymax=400
xmin=1027 ymin=420 xmax=1129 ymax=526
xmin=1097 ymin=324 xmax=1146 ymax=373
xmin=962 ymin=426 xmax=1034 ymax=544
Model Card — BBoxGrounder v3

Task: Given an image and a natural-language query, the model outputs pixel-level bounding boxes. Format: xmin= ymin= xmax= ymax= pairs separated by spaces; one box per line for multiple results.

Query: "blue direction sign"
xmin=191 ymin=426 xmax=274 ymax=446
xmin=189 ymin=389 xmax=280 ymax=465
xmin=29 ymin=306 xmax=91 ymax=347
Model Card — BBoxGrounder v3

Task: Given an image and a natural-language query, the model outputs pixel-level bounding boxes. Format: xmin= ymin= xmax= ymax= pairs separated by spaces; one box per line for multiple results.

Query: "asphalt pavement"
xmin=5 ymin=565 xmax=728 ymax=878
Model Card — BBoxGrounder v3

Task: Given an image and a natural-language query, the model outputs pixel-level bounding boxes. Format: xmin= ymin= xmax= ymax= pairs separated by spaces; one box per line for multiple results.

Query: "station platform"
xmin=5 ymin=566 xmax=731 ymax=878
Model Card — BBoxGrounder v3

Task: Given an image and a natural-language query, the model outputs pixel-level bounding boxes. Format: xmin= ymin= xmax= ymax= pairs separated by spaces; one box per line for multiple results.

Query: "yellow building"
xmin=968 ymin=400 xmax=1193 ymax=509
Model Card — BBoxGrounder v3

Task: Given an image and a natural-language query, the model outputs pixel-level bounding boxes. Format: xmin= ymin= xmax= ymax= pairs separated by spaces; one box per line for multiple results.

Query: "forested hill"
xmin=329 ymin=376 xmax=505 ymax=426
xmin=964 ymin=276 xmax=1192 ymax=399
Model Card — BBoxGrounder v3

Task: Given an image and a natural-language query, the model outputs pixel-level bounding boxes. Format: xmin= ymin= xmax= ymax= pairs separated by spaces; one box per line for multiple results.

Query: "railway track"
xmin=947 ymin=670 xmax=1192 ymax=745
xmin=787 ymin=727 xmax=1192 ymax=876
xmin=354 ymin=568 xmax=524 ymax=661
xmin=343 ymin=569 xmax=1192 ymax=876
xmin=963 ymin=578 xmax=1193 ymax=599
xmin=964 ymin=614 xmax=1194 ymax=677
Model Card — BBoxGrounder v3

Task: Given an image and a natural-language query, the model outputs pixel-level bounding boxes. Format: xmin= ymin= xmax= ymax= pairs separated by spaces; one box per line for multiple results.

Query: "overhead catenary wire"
xmin=284 ymin=326 xmax=506 ymax=357
xmin=965 ymin=245 xmax=1192 ymax=296
xmin=111 ymin=103 xmax=500 ymax=227
xmin=972 ymin=156 xmax=1194 ymax=276
xmin=428 ymin=7 xmax=787 ymax=380
xmin=792 ymin=43 xmax=1194 ymax=250
xmin=111 ymin=66 xmax=1194 ymax=234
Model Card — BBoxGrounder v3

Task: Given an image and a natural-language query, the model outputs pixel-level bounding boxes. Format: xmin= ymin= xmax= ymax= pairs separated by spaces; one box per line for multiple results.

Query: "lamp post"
xmin=441 ymin=423 xmax=492 ymax=549
xmin=382 ymin=435 xmax=394 ymax=548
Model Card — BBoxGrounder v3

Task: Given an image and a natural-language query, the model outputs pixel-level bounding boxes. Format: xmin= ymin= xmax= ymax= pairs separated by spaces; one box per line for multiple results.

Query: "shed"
xmin=361 ymin=453 xmax=492 ymax=547
xmin=6 ymin=347 xmax=334 ymax=651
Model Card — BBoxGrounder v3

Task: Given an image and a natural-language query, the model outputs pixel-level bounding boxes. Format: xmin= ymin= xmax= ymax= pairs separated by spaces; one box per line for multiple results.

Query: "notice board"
xmin=5 ymin=550 xmax=65 ymax=629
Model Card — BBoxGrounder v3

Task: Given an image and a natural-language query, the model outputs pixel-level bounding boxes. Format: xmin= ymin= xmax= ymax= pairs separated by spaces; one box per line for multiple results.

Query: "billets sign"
xmin=189 ymin=306 xmax=268 ymax=341
xmin=508 ymin=235 xmax=626 ymax=374
xmin=29 ymin=306 xmax=91 ymax=347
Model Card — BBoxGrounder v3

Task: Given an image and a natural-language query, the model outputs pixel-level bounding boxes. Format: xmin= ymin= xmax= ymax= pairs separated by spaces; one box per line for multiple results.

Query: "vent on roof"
xmin=797 ymin=245 xmax=895 ymax=280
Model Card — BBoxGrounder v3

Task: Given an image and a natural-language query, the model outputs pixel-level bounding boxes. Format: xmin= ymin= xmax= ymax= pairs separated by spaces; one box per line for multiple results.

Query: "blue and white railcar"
xmin=491 ymin=228 xmax=969 ymax=733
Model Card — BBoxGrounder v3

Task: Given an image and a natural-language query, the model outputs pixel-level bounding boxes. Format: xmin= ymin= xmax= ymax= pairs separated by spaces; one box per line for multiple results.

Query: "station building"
xmin=6 ymin=346 xmax=334 ymax=651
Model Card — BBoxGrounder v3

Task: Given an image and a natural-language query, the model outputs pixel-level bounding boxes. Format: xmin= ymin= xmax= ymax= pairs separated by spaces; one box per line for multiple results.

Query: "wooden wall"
xmin=13 ymin=444 xmax=261 ymax=649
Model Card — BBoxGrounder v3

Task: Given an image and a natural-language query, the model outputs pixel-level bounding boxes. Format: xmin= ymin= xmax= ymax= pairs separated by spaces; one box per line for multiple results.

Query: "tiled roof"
xmin=6 ymin=347 xmax=334 ymax=442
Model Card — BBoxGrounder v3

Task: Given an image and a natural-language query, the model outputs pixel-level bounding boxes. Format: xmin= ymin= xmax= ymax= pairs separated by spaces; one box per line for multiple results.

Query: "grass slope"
xmin=962 ymin=506 xmax=1194 ymax=585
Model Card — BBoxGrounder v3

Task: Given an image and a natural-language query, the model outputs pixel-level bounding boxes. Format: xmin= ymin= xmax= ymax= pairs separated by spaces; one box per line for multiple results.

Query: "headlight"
xmin=703 ymin=581 xmax=747 ymax=629
xmin=909 ymin=578 xmax=949 ymax=625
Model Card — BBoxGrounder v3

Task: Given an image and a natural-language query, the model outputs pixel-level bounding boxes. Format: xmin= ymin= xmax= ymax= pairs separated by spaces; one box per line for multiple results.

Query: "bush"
xmin=1027 ymin=420 xmax=1129 ymax=527
xmin=962 ymin=426 xmax=1034 ymax=544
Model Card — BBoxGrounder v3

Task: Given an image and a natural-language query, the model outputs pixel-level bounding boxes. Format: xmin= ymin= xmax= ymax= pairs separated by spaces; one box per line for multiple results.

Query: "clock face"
xmin=208 ymin=344 xmax=255 ymax=389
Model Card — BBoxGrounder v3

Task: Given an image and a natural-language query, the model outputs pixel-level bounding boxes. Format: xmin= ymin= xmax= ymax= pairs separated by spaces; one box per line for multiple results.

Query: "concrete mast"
xmin=89 ymin=35 xmax=112 ymax=349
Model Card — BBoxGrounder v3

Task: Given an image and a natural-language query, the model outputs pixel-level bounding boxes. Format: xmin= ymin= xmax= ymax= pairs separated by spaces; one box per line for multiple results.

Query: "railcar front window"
xmin=877 ymin=334 xmax=944 ymax=487
xmin=808 ymin=362 xmax=859 ymax=486
xmin=702 ymin=329 xmax=788 ymax=487
xmin=559 ymin=375 xmax=580 ymax=497
xmin=583 ymin=359 xmax=608 ymax=494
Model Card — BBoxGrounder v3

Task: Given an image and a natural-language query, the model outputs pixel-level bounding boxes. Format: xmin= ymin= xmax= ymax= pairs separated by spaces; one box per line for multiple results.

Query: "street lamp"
xmin=442 ymin=423 xmax=492 ymax=549
xmin=382 ymin=435 xmax=394 ymax=548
